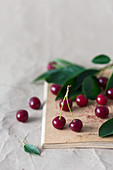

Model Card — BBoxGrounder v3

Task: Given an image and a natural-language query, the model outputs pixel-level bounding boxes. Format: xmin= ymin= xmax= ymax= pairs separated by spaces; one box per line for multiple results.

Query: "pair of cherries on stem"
xmin=52 ymin=85 xmax=83 ymax=132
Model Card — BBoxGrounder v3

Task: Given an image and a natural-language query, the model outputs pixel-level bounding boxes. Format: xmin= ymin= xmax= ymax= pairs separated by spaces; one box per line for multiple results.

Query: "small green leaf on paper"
xmin=82 ymin=76 xmax=101 ymax=100
xmin=92 ymin=55 xmax=111 ymax=64
xmin=24 ymin=144 xmax=40 ymax=156
xmin=105 ymin=73 xmax=113 ymax=93
xmin=99 ymin=118 xmax=113 ymax=137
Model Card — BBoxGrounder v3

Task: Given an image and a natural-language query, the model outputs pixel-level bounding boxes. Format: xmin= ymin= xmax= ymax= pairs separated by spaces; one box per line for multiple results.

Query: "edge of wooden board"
xmin=41 ymin=81 xmax=48 ymax=148
xmin=41 ymin=80 xmax=113 ymax=149
xmin=42 ymin=142 xmax=113 ymax=149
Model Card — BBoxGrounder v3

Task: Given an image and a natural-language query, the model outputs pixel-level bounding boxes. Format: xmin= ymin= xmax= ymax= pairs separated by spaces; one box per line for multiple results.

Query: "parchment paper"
xmin=1 ymin=0 xmax=113 ymax=170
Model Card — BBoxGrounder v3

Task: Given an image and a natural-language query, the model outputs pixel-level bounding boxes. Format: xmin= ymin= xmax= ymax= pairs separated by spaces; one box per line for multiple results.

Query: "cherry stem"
xmin=18 ymin=140 xmax=25 ymax=146
xmin=59 ymin=95 xmax=66 ymax=120
xmin=59 ymin=85 xmax=74 ymax=120
xmin=66 ymin=97 xmax=74 ymax=120
xmin=100 ymin=62 xmax=113 ymax=71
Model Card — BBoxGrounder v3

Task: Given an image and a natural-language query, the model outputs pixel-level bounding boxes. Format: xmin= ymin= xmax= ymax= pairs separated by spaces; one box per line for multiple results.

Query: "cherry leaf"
xmin=24 ymin=144 xmax=40 ymax=156
xmin=99 ymin=118 xmax=113 ymax=137
xmin=92 ymin=54 xmax=111 ymax=64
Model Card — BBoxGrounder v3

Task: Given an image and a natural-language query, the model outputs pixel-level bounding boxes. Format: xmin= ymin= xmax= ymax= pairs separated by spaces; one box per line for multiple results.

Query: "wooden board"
xmin=41 ymin=69 xmax=113 ymax=149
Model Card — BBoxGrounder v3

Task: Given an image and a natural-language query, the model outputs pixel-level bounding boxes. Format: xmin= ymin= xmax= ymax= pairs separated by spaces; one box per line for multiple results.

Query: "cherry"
xmin=50 ymin=84 xmax=61 ymax=95
xmin=29 ymin=97 xmax=41 ymax=110
xmin=69 ymin=119 xmax=83 ymax=132
xmin=96 ymin=94 xmax=107 ymax=105
xmin=76 ymin=94 xmax=88 ymax=107
xmin=98 ymin=77 xmax=108 ymax=88
xmin=16 ymin=110 xmax=28 ymax=122
xmin=107 ymin=88 xmax=113 ymax=99
xmin=47 ymin=61 xmax=57 ymax=70
xmin=59 ymin=98 xmax=72 ymax=111
xmin=52 ymin=116 xmax=66 ymax=129
xmin=95 ymin=106 xmax=109 ymax=118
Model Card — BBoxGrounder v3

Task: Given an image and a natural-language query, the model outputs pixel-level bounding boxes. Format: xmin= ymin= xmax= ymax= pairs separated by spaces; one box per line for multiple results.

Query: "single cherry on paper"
xmin=47 ymin=61 xmax=57 ymax=70
xmin=95 ymin=106 xmax=109 ymax=119
xmin=96 ymin=94 xmax=107 ymax=105
xmin=107 ymin=88 xmax=113 ymax=99
xmin=76 ymin=94 xmax=88 ymax=107
xmin=29 ymin=97 xmax=41 ymax=110
xmin=69 ymin=119 xmax=83 ymax=132
xmin=16 ymin=110 xmax=28 ymax=122
xmin=50 ymin=84 xmax=61 ymax=95
xmin=98 ymin=77 xmax=108 ymax=88
xmin=52 ymin=116 xmax=66 ymax=129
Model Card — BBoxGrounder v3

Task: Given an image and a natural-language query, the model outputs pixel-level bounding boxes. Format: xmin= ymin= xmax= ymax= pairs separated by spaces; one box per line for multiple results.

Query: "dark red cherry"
xmin=50 ymin=84 xmax=61 ymax=95
xmin=76 ymin=94 xmax=88 ymax=107
xmin=29 ymin=97 xmax=41 ymax=110
xmin=47 ymin=61 xmax=57 ymax=70
xmin=96 ymin=94 xmax=107 ymax=105
xmin=59 ymin=98 xmax=72 ymax=111
xmin=95 ymin=106 xmax=109 ymax=118
xmin=98 ymin=77 xmax=108 ymax=88
xmin=69 ymin=119 xmax=83 ymax=132
xmin=107 ymin=88 xmax=113 ymax=99
xmin=16 ymin=110 xmax=28 ymax=122
xmin=52 ymin=116 xmax=66 ymax=129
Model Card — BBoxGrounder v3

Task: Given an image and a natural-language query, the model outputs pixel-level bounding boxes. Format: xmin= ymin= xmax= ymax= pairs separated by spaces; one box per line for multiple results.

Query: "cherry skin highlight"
xmin=95 ymin=106 xmax=109 ymax=118
xmin=29 ymin=97 xmax=41 ymax=110
xmin=16 ymin=110 xmax=28 ymax=122
xmin=76 ymin=94 xmax=88 ymax=107
xmin=69 ymin=119 xmax=83 ymax=132
xmin=50 ymin=84 xmax=61 ymax=95
xmin=96 ymin=94 xmax=107 ymax=105
xmin=59 ymin=98 xmax=72 ymax=111
xmin=52 ymin=116 xmax=66 ymax=129
xmin=107 ymin=88 xmax=113 ymax=99
xmin=98 ymin=77 xmax=108 ymax=88
xmin=47 ymin=61 xmax=57 ymax=70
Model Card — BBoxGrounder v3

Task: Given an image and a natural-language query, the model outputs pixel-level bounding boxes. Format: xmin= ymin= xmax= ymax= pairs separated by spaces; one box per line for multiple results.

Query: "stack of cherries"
xmin=50 ymin=77 xmax=113 ymax=132
xmin=48 ymin=61 xmax=113 ymax=132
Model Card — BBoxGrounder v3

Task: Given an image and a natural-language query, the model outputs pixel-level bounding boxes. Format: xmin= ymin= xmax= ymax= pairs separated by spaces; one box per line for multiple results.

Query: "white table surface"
xmin=1 ymin=0 xmax=113 ymax=170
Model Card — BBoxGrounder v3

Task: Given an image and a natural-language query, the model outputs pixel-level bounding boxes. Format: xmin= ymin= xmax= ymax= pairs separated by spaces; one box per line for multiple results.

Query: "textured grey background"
xmin=0 ymin=0 xmax=113 ymax=170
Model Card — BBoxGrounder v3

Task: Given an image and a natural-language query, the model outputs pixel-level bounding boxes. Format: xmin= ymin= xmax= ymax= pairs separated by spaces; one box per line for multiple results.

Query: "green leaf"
xmin=53 ymin=58 xmax=73 ymax=65
xmin=92 ymin=55 xmax=111 ymax=64
xmin=99 ymin=118 xmax=113 ymax=137
xmin=33 ymin=64 xmax=85 ymax=84
xmin=52 ymin=64 xmax=66 ymax=69
xmin=105 ymin=73 xmax=113 ymax=93
xmin=82 ymin=76 xmax=101 ymax=100
xmin=33 ymin=69 xmax=60 ymax=82
xmin=24 ymin=144 xmax=40 ymax=156
xmin=69 ymin=88 xmax=83 ymax=100
xmin=56 ymin=69 xmax=100 ymax=100
xmin=46 ymin=65 xmax=85 ymax=85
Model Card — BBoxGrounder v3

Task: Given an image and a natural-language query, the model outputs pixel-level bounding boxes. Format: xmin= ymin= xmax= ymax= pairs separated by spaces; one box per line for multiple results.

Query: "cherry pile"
xmin=51 ymin=76 xmax=113 ymax=132
xmin=16 ymin=97 xmax=41 ymax=122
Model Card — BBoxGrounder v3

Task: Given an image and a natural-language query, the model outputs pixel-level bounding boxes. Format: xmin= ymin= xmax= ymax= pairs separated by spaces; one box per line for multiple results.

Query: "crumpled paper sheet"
xmin=0 ymin=0 xmax=113 ymax=170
